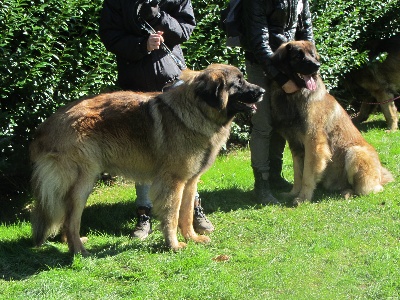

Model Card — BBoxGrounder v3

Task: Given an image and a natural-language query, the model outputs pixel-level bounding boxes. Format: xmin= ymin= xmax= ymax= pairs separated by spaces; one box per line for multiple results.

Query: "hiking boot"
xmin=253 ymin=169 xmax=281 ymax=205
xmin=269 ymin=175 xmax=292 ymax=192
xmin=193 ymin=197 xmax=214 ymax=234
xmin=131 ymin=206 xmax=152 ymax=240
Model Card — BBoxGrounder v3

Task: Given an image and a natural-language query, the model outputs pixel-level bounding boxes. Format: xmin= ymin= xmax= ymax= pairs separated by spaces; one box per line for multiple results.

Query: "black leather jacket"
xmin=99 ymin=0 xmax=196 ymax=91
xmin=241 ymin=0 xmax=314 ymax=86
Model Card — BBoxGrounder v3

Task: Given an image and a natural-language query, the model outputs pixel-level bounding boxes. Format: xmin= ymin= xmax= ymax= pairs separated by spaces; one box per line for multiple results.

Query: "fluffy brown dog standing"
xmin=30 ymin=64 xmax=264 ymax=255
xmin=269 ymin=41 xmax=394 ymax=206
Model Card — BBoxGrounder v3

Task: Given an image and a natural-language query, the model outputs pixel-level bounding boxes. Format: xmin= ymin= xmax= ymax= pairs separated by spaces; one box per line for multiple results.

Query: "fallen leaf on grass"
xmin=212 ymin=254 xmax=230 ymax=262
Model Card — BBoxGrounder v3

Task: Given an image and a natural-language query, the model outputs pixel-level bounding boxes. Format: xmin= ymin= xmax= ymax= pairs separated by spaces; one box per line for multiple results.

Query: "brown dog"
xmin=269 ymin=41 xmax=394 ymax=206
xmin=348 ymin=35 xmax=400 ymax=131
xmin=30 ymin=64 xmax=264 ymax=255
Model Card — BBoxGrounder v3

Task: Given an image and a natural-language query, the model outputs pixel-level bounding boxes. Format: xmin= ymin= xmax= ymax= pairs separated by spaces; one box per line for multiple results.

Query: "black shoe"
xmin=131 ymin=206 xmax=152 ymax=240
xmin=253 ymin=170 xmax=281 ymax=205
xmin=193 ymin=197 xmax=214 ymax=234
xmin=253 ymin=184 xmax=281 ymax=205
xmin=269 ymin=176 xmax=292 ymax=191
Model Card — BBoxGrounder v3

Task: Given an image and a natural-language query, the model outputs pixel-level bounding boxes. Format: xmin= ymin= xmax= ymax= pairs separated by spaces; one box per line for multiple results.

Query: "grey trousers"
xmin=246 ymin=60 xmax=286 ymax=177
xmin=135 ymin=183 xmax=152 ymax=208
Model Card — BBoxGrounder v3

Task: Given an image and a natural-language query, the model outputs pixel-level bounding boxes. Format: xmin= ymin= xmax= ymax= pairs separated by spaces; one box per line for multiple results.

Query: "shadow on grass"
xmin=1 ymin=186 xmax=341 ymax=281
xmin=354 ymin=119 xmax=388 ymax=132
xmin=0 ymin=237 xmax=72 ymax=281
xmin=198 ymin=186 xmax=340 ymax=213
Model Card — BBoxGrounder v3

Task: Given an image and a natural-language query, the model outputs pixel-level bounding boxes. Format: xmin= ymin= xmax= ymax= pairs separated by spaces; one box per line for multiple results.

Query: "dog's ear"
xmin=285 ymin=43 xmax=293 ymax=52
xmin=272 ymin=43 xmax=290 ymax=64
xmin=194 ymin=71 xmax=227 ymax=110
xmin=270 ymin=43 xmax=292 ymax=74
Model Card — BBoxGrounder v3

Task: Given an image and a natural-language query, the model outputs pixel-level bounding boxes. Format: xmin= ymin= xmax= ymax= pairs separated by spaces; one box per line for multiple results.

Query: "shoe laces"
xmin=136 ymin=214 xmax=151 ymax=229
xmin=194 ymin=205 xmax=207 ymax=220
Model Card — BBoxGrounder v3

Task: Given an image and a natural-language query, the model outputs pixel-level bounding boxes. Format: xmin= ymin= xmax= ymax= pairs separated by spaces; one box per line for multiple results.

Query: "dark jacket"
xmin=241 ymin=0 xmax=314 ymax=86
xmin=99 ymin=0 xmax=196 ymax=91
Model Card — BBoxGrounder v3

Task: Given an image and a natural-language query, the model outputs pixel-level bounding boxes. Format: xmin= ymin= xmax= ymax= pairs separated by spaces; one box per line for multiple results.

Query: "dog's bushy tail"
xmin=381 ymin=167 xmax=394 ymax=185
xmin=31 ymin=154 xmax=78 ymax=246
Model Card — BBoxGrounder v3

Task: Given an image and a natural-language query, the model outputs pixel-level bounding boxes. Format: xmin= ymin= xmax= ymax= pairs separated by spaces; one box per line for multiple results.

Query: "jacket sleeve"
xmin=99 ymin=0 xmax=195 ymax=62
xmin=99 ymin=0 xmax=150 ymax=62
xmin=296 ymin=0 xmax=314 ymax=42
xmin=154 ymin=0 xmax=196 ymax=49
xmin=242 ymin=0 xmax=289 ymax=86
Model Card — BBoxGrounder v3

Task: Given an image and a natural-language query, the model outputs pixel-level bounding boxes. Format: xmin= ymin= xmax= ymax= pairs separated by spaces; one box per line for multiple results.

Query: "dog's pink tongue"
xmin=246 ymin=103 xmax=257 ymax=111
xmin=304 ymin=75 xmax=316 ymax=91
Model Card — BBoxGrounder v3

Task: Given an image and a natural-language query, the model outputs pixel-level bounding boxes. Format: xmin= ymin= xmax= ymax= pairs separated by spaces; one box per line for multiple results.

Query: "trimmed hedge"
xmin=1 ymin=0 xmax=399 ymax=189
xmin=1 ymin=0 xmax=117 ymax=184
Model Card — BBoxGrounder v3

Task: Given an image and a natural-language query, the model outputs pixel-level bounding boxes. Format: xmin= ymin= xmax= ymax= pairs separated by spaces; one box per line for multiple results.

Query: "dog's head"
xmin=181 ymin=64 xmax=265 ymax=121
xmin=272 ymin=41 xmax=320 ymax=91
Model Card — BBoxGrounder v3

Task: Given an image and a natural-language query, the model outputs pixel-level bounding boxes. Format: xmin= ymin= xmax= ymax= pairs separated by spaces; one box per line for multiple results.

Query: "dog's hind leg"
xmin=62 ymin=171 xmax=97 ymax=256
xmin=179 ymin=176 xmax=211 ymax=244
xmin=150 ymin=176 xmax=187 ymax=251
xmin=345 ymin=146 xmax=386 ymax=196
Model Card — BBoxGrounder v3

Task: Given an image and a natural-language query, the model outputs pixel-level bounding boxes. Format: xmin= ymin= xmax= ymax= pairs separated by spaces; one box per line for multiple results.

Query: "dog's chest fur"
xmin=270 ymin=78 xmax=334 ymax=148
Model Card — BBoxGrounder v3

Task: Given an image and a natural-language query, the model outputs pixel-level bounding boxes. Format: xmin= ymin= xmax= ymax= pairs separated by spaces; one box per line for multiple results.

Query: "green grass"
xmin=1 ymin=114 xmax=399 ymax=299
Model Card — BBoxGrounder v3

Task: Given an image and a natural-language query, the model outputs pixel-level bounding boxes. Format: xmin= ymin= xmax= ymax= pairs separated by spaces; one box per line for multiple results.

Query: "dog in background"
xmin=348 ymin=34 xmax=400 ymax=131
xmin=269 ymin=41 xmax=394 ymax=206
xmin=30 ymin=64 xmax=264 ymax=255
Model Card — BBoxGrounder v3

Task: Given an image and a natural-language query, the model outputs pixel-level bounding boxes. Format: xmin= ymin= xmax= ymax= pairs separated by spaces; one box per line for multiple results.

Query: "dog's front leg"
xmin=179 ymin=176 xmax=211 ymax=245
xmin=282 ymin=149 xmax=303 ymax=200
xmin=150 ymin=177 xmax=186 ymax=250
xmin=295 ymin=133 xmax=331 ymax=205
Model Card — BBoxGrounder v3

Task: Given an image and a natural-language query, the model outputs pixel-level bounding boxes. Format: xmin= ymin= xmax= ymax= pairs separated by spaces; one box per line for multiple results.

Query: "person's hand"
xmin=139 ymin=0 xmax=160 ymax=21
xmin=147 ymin=31 xmax=164 ymax=51
xmin=282 ymin=80 xmax=301 ymax=94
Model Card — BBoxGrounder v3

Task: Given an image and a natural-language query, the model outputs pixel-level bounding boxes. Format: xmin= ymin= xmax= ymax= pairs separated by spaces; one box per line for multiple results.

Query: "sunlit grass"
xmin=1 ymin=113 xmax=399 ymax=299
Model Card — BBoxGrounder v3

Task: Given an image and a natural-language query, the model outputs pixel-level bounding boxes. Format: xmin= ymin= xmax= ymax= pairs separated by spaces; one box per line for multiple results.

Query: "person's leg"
xmin=268 ymin=130 xmax=292 ymax=191
xmin=246 ymin=61 xmax=280 ymax=205
xmin=131 ymin=183 xmax=153 ymax=239
xmin=132 ymin=183 xmax=213 ymax=237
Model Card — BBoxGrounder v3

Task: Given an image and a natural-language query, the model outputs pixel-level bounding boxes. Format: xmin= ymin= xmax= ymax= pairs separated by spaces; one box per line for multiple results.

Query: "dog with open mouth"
xmin=30 ymin=64 xmax=264 ymax=255
xmin=269 ymin=41 xmax=393 ymax=206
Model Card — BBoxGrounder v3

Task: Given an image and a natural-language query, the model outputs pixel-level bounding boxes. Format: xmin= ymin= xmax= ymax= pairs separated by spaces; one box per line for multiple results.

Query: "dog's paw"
xmin=340 ymin=189 xmax=353 ymax=200
xmin=192 ymin=235 xmax=211 ymax=244
xmin=170 ymin=242 xmax=187 ymax=251
xmin=72 ymin=245 xmax=90 ymax=257
xmin=292 ymin=197 xmax=308 ymax=207
xmin=80 ymin=249 xmax=91 ymax=257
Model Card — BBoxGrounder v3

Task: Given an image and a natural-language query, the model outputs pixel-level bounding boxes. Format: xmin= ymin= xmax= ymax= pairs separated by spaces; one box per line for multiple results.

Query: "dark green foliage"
xmin=311 ymin=0 xmax=400 ymax=89
xmin=0 ymin=0 xmax=399 ymax=190
xmin=0 ymin=0 xmax=117 ymax=181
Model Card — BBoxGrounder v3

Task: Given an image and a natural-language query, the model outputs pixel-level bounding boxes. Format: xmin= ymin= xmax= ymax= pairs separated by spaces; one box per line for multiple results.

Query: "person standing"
xmin=99 ymin=0 xmax=214 ymax=239
xmin=241 ymin=0 xmax=315 ymax=204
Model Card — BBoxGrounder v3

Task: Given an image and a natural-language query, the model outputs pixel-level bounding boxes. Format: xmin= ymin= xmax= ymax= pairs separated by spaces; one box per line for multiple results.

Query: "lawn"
xmin=1 ymin=114 xmax=399 ymax=299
